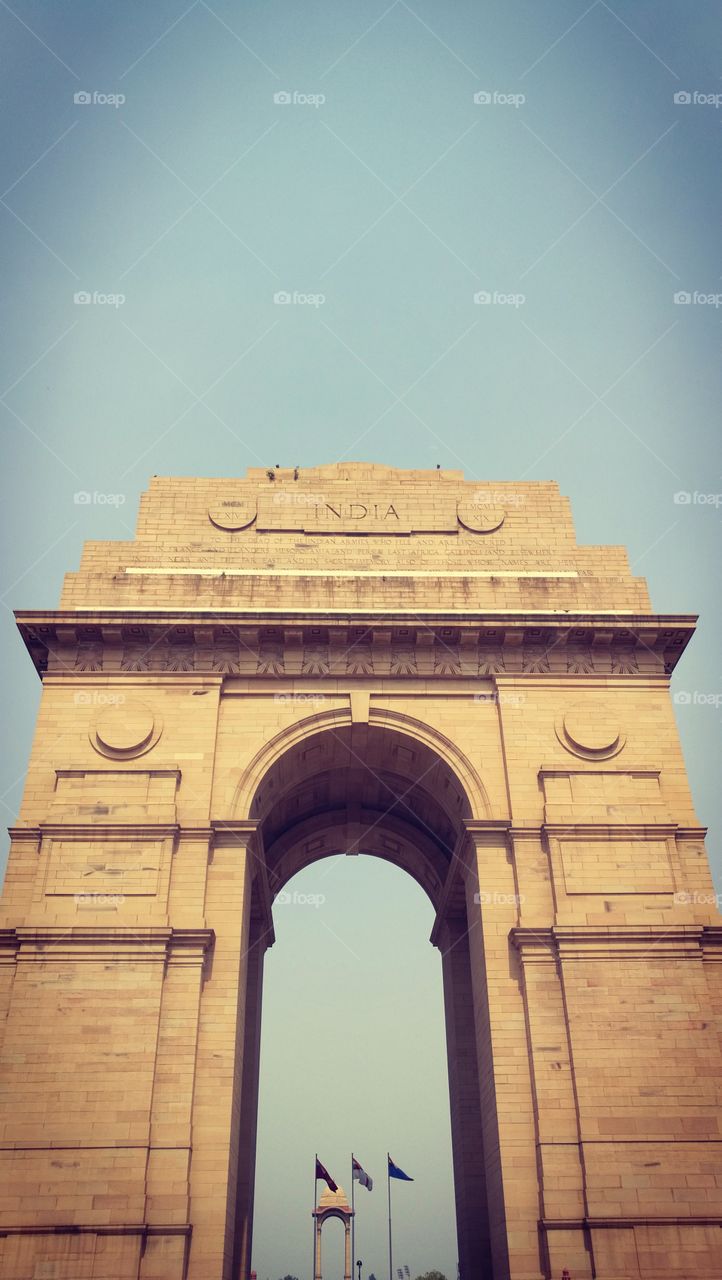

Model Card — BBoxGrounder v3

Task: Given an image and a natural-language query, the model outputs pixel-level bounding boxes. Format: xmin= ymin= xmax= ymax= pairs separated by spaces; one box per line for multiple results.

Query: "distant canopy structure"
xmin=313 ymin=1184 xmax=354 ymax=1280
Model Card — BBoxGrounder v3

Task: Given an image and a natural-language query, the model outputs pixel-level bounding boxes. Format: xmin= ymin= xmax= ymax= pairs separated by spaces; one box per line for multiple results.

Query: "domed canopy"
xmin=317 ymin=1184 xmax=351 ymax=1213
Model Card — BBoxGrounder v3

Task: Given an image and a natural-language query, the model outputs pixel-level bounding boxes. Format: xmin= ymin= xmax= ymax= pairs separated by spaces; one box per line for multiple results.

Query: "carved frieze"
xmin=390 ymin=631 xmax=418 ymax=676
xmin=257 ymin=629 xmax=285 ymax=675
xmin=74 ymin=642 xmax=103 ymax=672
xmin=121 ymin=643 xmax=151 ymax=672
xmin=21 ymin=617 xmax=688 ymax=681
xmin=302 ymin=629 xmax=330 ymax=676
xmin=522 ymin=644 xmax=551 ymax=674
xmin=434 ymin=632 xmax=461 ymax=675
xmin=611 ymin=646 xmax=639 ymax=674
xmin=478 ymin=646 xmax=506 ymax=675
xmin=212 ymin=628 xmax=241 ymax=674
xmin=345 ymin=629 xmax=374 ymax=676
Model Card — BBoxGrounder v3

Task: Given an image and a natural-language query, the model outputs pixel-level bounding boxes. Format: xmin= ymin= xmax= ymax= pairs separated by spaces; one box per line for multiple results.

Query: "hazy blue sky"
xmin=1 ymin=3 xmax=721 ymax=1277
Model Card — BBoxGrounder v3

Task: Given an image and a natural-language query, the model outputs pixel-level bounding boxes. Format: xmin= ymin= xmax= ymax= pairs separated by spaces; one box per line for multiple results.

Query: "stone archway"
xmin=229 ymin=716 xmax=503 ymax=1280
xmin=313 ymin=1186 xmax=353 ymax=1280
xmin=4 ymin=464 xmax=721 ymax=1280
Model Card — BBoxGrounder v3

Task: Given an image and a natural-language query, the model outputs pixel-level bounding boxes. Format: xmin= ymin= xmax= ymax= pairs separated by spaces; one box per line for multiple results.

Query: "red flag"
xmin=315 ymin=1158 xmax=338 ymax=1192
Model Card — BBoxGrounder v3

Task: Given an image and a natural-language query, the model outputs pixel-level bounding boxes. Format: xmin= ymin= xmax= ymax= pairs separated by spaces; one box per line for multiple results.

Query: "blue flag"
xmin=388 ymin=1156 xmax=413 ymax=1181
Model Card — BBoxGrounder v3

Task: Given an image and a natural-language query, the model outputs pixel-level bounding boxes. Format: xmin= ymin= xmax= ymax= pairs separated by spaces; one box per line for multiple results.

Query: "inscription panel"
xmin=256 ymin=491 xmax=457 ymax=534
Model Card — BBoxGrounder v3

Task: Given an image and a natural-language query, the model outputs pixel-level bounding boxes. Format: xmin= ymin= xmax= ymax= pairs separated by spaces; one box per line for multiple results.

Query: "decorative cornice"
xmin=312 ymin=1206 xmax=353 ymax=1223
xmin=541 ymin=1215 xmax=722 ymax=1230
xmin=211 ymin=818 xmax=261 ymax=840
xmin=5 ymin=926 xmax=214 ymax=962
xmin=165 ymin=927 xmax=215 ymax=950
xmin=539 ymin=764 xmax=661 ymax=775
xmin=0 ymin=1224 xmax=192 ymax=1236
xmin=29 ymin=823 xmax=180 ymax=839
xmin=544 ymin=822 xmax=679 ymax=838
xmin=15 ymin=610 xmax=695 ymax=680
xmin=702 ymin=925 xmax=722 ymax=958
xmin=464 ymin=819 xmax=512 ymax=832
xmin=463 ymin=819 xmax=512 ymax=847
xmin=8 ymin=825 xmax=216 ymax=841
xmin=0 ymin=929 xmax=19 ymax=958
xmin=19 ymin=610 xmax=695 ymax=625
xmin=510 ymin=925 xmax=720 ymax=961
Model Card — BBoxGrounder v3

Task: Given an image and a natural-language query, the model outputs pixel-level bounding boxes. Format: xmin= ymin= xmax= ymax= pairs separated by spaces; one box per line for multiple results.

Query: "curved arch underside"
xmin=249 ymin=724 xmax=473 ymax=909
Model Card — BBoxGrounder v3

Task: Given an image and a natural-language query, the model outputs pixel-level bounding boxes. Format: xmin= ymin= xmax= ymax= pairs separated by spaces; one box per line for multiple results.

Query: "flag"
xmin=352 ymin=1156 xmax=373 ymax=1191
xmin=315 ymin=1158 xmax=338 ymax=1192
xmin=388 ymin=1156 xmax=413 ymax=1181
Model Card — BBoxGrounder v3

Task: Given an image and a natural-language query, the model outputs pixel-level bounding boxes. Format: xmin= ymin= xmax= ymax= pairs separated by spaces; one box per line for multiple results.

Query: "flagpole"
xmin=387 ymin=1153 xmax=393 ymax=1280
xmin=351 ymin=1152 xmax=356 ymax=1278
xmin=313 ymin=1153 xmax=318 ymax=1280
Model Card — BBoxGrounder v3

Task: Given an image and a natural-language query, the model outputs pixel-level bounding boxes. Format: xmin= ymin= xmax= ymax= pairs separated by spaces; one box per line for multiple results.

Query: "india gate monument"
xmin=0 ymin=462 xmax=720 ymax=1280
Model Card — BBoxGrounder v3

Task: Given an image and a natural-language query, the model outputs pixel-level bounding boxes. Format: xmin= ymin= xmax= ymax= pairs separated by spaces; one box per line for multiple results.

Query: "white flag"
xmin=352 ymin=1157 xmax=373 ymax=1191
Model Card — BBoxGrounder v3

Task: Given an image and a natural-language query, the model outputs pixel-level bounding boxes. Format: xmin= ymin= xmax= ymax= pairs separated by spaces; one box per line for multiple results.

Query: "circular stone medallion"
xmin=91 ymin=700 xmax=161 ymax=758
xmin=556 ymin=702 xmax=625 ymax=759
xmin=208 ymin=500 xmax=257 ymax=531
xmin=457 ymin=501 xmax=505 ymax=533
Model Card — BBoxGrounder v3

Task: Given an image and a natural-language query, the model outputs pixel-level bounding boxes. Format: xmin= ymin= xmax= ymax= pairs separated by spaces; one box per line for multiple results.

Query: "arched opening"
xmin=231 ymin=719 xmax=500 ymax=1280
xmin=249 ymin=721 xmax=476 ymax=908
xmin=253 ymin=858 xmax=458 ymax=1277
xmin=314 ymin=1211 xmax=348 ymax=1280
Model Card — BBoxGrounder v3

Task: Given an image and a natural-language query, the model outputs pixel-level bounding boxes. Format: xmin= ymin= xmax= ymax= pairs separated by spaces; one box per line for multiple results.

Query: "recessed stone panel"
xmin=43 ymin=838 xmax=164 ymax=896
xmin=560 ymin=837 xmax=674 ymax=894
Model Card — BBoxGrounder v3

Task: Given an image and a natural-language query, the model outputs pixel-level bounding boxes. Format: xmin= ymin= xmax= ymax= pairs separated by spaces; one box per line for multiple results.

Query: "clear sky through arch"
xmin=253 ymin=858 xmax=456 ymax=1280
